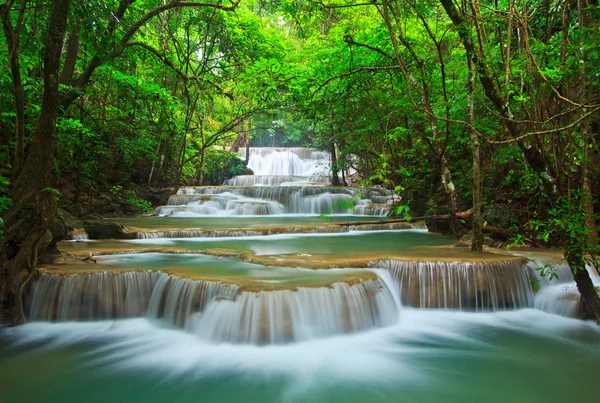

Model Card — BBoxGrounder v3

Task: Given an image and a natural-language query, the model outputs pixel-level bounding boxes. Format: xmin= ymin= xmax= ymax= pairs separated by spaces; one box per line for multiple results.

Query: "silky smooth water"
xmin=110 ymin=215 xmax=380 ymax=231
xmin=94 ymin=253 xmax=377 ymax=286
xmin=62 ymin=230 xmax=455 ymax=257
xmin=6 ymin=146 xmax=599 ymax=401
xmin=1 ymin=309 xmax=599 ymax=403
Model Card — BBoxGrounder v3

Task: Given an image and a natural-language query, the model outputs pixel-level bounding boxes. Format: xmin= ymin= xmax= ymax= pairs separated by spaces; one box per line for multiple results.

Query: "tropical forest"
xmin=0 ymin=0 xmax=599 ymax=402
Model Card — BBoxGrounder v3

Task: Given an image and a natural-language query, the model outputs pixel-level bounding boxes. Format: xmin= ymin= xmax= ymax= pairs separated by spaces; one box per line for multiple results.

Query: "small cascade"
xmin=521 ymin=253 xmax=600 ymax=317
xmin=135 ymin=222 xmax=423 ymax=239
xmin=27 ymin=271 xmax=159 ymax=321
xmin=158 ymin=185 xmax=395 ymax=216
xmin=26 ymin=270 xmax=400 ymax=344
xmin=70 ymin=232 xmax=88 ymax=241
xmin=188 ymin=278 xmax=399 ymax=344
xmin=155 ymin=146 xmax=396 ymax=216
xmin=26 ymin=272 xmax=237 ymax=324
xmin=147 ymin=274 xmax=239 ymax=327
xmin=225 ymin=175 xmax=329 ymax=187
xmin=289 ymin=192 xmax=355 ymax=214
xmin=373 ymin=259 xmax=535 ymax=310
xmin=242 ymin=147 xmax=330 ymax=177
xmin=533 ymin=284 xmax=581 ymax=317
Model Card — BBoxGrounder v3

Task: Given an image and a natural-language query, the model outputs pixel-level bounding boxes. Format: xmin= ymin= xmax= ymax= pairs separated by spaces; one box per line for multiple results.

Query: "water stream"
xmin=2 ymin=146 xmax=599 ymax=402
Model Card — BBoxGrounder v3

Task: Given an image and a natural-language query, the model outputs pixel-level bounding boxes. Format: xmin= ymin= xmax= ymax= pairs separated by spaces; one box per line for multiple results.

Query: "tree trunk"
xmin=0 ymin=2 xmax=25 ymax=174
xmin=59 ymin=25 xmax=80 ymax=84
xmin=198 ymin=148 xmax=206 ymax=185
xmin=440 ymin=0 xmax=558 ymax=199
xmin=582 ymin=128 xmax=598 ymax=248
xmin=578 ymin=0 xmax=598 ymax=249
xmin=0 ymin=0 xmax=71 ymax=325
xmin=467 ymin=52 xmax=483 ymax=251
xmin=565 ymin=250 xmax=600 ymax=324
xmin=379 ymin=0 xmax=461 ymax=236
xmin=330 ymin=141 xmax=341 ymax=186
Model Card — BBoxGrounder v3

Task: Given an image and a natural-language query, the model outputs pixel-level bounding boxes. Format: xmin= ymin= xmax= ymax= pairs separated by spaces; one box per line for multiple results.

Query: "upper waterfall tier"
xmin=241 ymin=147 xmax=331 ymax=176
xmin=157 ymin=186 xmax=397 ymax=216
xmin=154 ymin=146 xmax=391 ymax=216
xmin=224 ymin=175 xmax=330 ymax=187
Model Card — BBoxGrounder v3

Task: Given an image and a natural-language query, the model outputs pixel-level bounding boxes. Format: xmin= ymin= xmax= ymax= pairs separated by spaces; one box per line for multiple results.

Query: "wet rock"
xmin=482 ymin=204 xmax=514 ymax=231
xmin=454 ymin=230 xmax=498 ymax=248
xmin=59 ymin=208 xmax=83 ymax=229
xmin=141 ymin=187 xmax=176 ymax=207
xmin=83 ymin=220 xmax=134 ymax=239
xmin=426 ymin=217 xmax=453 ymax=236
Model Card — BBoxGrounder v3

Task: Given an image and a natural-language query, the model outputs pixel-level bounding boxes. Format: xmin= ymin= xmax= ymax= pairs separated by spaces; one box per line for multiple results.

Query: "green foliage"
xmin=319 ymin=194 xmax=364 ymax=221
xmin=108 ymin=186 xmax=153 ymax=214
xmin=391 ymin=205 xmax=412 ymax=222
xmin=0 ymin=175 xmax=11 ymax=235
xmin=505 ymin=233 xmax=526 ymax=250
xmin=125 ymin=191 xmax=153 ymax=214
xmin=202 ymin=148 xmax=253 ymax=186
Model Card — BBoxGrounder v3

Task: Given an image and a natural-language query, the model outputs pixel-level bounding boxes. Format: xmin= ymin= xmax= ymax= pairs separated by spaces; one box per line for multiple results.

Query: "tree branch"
xmin=312 ymin=1 xmax=381 ymax=8
xmin=315 ymin=65 xmax=401 ymax=94
xmin=60 ymin=0 xmax=241 ymax=110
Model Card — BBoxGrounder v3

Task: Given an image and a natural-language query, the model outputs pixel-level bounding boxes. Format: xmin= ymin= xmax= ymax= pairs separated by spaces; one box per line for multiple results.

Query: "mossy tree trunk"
xmin=0 ymin=0 xmax=71 ymax=325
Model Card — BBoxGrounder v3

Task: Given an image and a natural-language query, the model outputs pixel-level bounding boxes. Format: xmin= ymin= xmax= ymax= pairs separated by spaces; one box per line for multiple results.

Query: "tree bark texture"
xmin=0 ymin=0 xmax=71 ymax=325
xmin=467 ymin=52 xmax=483 ymax=251
xmin=0 ymin=1 xmax=25 ymax=174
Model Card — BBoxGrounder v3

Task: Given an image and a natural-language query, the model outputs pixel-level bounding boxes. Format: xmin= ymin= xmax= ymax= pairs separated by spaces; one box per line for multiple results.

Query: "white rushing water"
xmin=373 ymin=259 xmax=535 ymax=310
xmin=5 ymin=309 xmax=600 ymax=396
xmin=188 ymin=273 xmax=399 ymax=344
xmin=27 ymin=269 xmax=401 ymax=344
xmin=242 ymin=147 xmax=331 ymax=177
xmin=512 ymin=252 xmax=600 ymax=318
xmin=156 ymin=147 xmax=394 ymax=216
xmin=158 ymin=186 xmax=396 ymax=216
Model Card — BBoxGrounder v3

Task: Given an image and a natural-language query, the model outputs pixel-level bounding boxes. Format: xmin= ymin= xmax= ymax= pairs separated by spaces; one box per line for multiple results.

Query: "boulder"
xmin=455 ymin=230 xmax=498 ymax=248
xmin=83 ymin=221 xmax=134 ymax=239
xmin=426 ymin=217 xmax=453 ymax=236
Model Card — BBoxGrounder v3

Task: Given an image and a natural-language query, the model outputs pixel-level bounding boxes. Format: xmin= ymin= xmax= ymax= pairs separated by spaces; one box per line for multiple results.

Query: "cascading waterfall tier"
xmin=157 ymin=185 xmax=397 ymax=216
xmin=151 ymin=146 xmax=397 ymax=216
xmin=225 ymin=175 xmax=330 ymax=187
xmin=135 ymin=222 xmax=424 ymax=239
xmin=372 ymin=259 xmax=535 ymax=310
xmin=521 ymin=253 xmax=600 ymax=318
xmin=188 ymin=276 xmax=399 ymax=344
xmin=26 ymin=270 xmax=400 ymax=344
xmin=241 ymin=147 xmax=331 ymax=177
xmin=27 ymin=271 xmax=160 ymax=321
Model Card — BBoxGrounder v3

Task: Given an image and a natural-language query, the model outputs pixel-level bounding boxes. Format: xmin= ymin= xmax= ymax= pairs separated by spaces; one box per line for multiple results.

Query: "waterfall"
xmin=27 ymin=271 xmax=159 ymax=321
xmin=26 ymin=254 xmax=563 ymax=343
xmin=147 ymin=274 xmax=239 ymax=327
xmin=160 ymin=185 xmax=395 ymax=216
xmin=242 ymin=147 xmax=331 ymax=177
xmin=225 ymin=175 xmax=330 ymax=187
xmin=26 ymin=270 xmax=400 ymax=344
xmin=533 ymin=284 xmax=581 ymax=317
xmin=134 ymin=222 xmax=424 ymax=239
xmin=154 ymin=147 xmax=391 ymax=216
xmin=373 ymin=259 xmax=535 ymax=310
xmin=519 ymin=253 xmax=600 ymax=318
xmin=187 ymin=278 xmax=399 ymax=344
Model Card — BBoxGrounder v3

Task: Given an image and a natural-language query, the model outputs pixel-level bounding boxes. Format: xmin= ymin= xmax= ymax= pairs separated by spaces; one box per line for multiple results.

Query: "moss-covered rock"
xmin=83 ymin=221 xmax=134 ymax=239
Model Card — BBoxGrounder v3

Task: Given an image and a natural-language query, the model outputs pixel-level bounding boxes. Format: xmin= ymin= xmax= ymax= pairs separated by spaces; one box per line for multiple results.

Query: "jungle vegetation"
xmin=0 ymin=0 xmax=599 ymax=323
